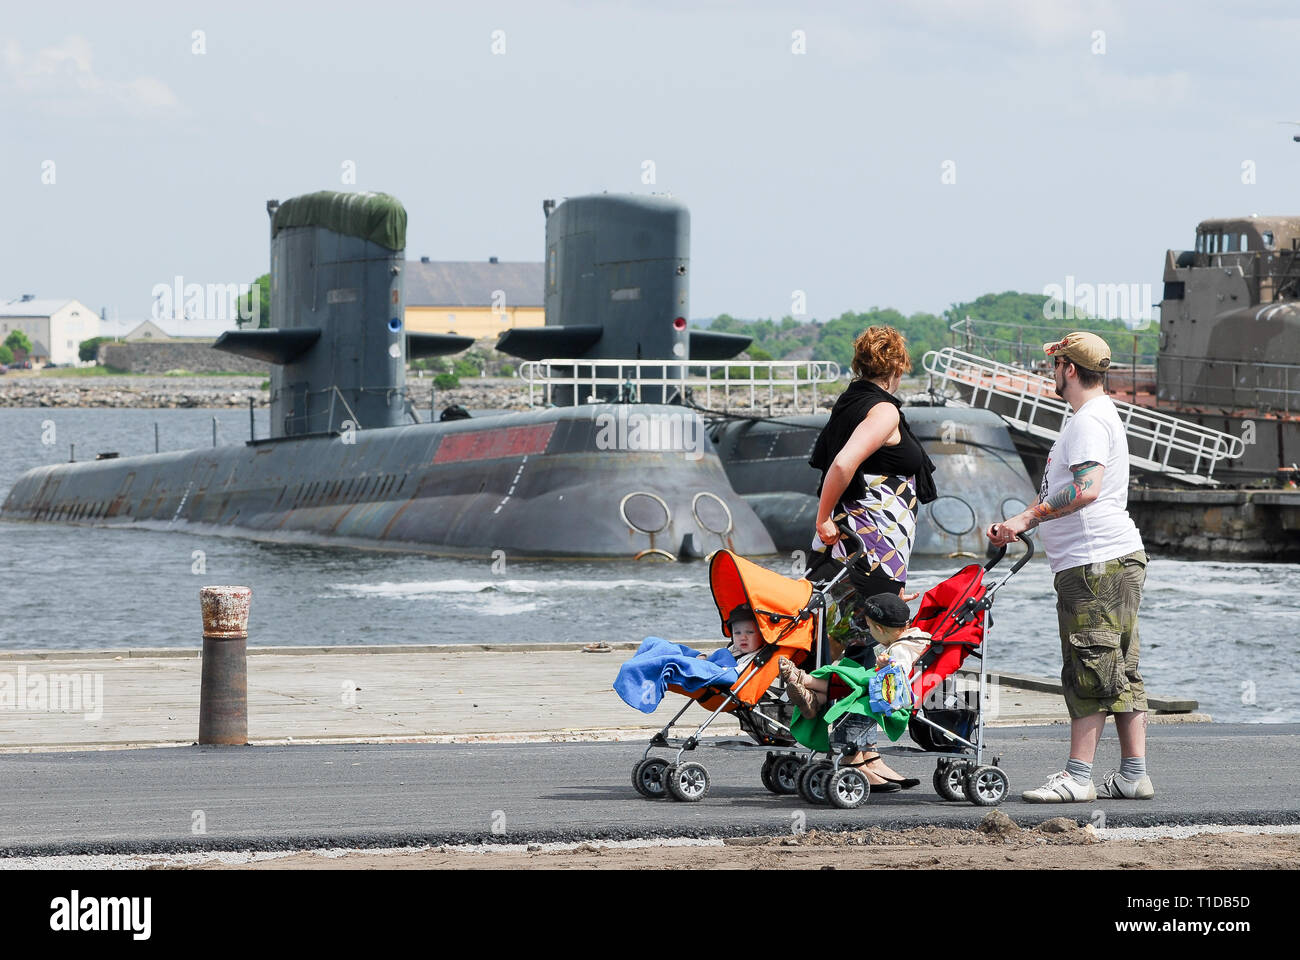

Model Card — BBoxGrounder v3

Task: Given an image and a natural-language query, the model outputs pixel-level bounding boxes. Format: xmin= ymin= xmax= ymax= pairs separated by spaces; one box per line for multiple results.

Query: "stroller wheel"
xmin=760 ymin=757 xmax=778 ymax=793
xmin=964 ymin=765 xmax=1010 ymax=806
xmin=797 ymin=760 xmax=833 ymax=805
xmin=771 ymin=756 xmax=803 ymax=795
xmin=933 ymin=762 xmax=968 ymax=802
xmin=632 ymin=758 xmax=669 ymax=799
xmin=828 ymin=767 xmax=870 ymax=809
xmin=665 ymin=761 xmax=710 ymax=802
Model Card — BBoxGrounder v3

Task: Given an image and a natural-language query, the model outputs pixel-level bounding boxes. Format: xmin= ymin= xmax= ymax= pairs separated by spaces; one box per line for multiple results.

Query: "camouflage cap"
xmin=1043 ymin=331 xmax=1111 ymax=372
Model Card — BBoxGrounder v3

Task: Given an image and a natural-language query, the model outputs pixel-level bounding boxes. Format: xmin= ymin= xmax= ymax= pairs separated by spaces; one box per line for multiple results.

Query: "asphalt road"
xmin=1 ymin=724 xmax=1296 ymax=856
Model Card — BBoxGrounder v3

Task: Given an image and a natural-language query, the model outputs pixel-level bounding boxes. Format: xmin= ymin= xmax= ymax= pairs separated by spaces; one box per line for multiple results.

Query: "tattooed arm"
xmin=1029 ymin=460 xmax=1104 ymax=524
xmin=986 ymin=462 xmax=1105 ymax=545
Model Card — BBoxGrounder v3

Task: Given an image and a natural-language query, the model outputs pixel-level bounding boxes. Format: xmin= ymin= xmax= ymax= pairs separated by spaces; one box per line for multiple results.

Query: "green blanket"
xmin=789 ymin=660 xmax=910 ymax=753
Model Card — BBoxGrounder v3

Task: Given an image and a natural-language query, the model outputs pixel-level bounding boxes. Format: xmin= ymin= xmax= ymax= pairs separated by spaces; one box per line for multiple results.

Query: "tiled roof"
xmin=0 ymin=298 xmax=74 ymax=317
xmin=405 ymin=261 xmax=543 ymax=308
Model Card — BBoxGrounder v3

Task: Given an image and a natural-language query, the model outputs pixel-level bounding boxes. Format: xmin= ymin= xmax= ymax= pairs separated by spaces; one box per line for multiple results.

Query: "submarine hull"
xmin=709 ymin=406 xmax=1037 ymax=558
xmin=1 ymin=404 xmax=775 ymax=560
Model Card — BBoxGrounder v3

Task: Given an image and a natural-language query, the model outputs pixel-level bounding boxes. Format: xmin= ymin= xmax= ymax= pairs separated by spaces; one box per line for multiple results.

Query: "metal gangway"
xmin=518 ymin=358 xmax=841 ymax=414
xmin=923 ymin=347 xmax=1245 ymax=486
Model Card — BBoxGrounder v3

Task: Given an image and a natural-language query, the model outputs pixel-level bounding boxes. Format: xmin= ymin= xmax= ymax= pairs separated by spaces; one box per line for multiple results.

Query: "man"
xmin=987 ymin=332 xmax=1153 ymax=802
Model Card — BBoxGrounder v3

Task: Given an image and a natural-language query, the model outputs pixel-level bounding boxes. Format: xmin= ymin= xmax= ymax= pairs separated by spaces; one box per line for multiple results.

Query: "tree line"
xmin=708 ymin=291 xmax=1161 ymax=372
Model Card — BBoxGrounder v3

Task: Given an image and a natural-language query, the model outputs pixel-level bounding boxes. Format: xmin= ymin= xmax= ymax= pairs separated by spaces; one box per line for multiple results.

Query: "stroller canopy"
xmin=709 ymin=551 xmax=816 ymax=652
xmin=910 ymin=562 xmax=989 ymax=702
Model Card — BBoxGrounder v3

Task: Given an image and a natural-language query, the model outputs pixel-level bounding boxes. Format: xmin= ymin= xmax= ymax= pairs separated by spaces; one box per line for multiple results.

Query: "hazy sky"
xmin=3 ymin=0 xmax=1298 ymax=336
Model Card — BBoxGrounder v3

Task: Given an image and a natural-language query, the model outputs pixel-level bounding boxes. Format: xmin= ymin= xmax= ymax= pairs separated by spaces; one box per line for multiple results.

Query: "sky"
xmin=3 ymin=0 xmax=1299 ymax=337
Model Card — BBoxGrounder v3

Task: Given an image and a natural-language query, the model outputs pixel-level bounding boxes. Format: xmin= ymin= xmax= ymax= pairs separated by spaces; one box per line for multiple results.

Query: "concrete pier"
xmin=0 ymin=642 xmax=1204 ymax=752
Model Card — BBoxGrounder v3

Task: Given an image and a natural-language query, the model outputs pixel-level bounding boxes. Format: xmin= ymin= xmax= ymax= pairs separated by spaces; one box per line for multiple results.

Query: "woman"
xmin=804 ymin=325 xmax=937 ymax=788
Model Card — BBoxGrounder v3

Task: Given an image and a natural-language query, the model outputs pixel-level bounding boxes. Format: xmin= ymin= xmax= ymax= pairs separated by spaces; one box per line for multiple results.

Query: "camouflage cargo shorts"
xmin=1053 ymin=550 xmax=1148 ymax=719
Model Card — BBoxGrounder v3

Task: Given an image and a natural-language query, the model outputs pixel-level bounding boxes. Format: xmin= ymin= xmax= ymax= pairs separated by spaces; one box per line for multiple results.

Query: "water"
xmin=1 ymin=408 xmax=1295 ymax=723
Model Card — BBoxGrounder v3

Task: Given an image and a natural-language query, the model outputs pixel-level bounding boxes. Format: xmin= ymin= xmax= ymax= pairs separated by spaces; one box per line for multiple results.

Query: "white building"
xmin=122 ymin=319 xmax=176 ymax=342
xmin=0 ymin=297 xmax=100 ymax=365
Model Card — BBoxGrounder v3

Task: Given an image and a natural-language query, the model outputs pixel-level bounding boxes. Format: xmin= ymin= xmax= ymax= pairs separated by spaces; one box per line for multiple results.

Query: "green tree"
xmin=235 ymin=274 xmax=271 ymax=329
xmin=5 ymin=330 xmax=33 ymax=359
xmin=0 ymin=344 xmax=12 ymax=365
xmin=451 ymin=357 xmax=480 ymax=378
xmin=79 ymin=336 xmax=110 ymax=363
xmin=946 ymin=292 xmax=1159 ymax=366
xmin=433 ymin=372 xmax=459 ymax=389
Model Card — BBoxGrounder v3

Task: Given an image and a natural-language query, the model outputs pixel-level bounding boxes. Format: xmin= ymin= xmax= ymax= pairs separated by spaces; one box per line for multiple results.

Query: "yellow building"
xmin=404 ymin=258 xmax=544 ymax=340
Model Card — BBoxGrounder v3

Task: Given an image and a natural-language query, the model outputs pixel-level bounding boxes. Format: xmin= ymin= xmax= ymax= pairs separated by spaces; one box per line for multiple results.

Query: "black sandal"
xmin=839 ymin=758 xmax=902 ymax=792
xmin=860 ymin=755 xmax=920 ymax=789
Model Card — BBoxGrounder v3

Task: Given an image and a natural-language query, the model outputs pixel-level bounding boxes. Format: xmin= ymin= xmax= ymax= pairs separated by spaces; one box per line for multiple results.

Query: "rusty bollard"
xmin=198 ymin=586 xmax=251 ymax=745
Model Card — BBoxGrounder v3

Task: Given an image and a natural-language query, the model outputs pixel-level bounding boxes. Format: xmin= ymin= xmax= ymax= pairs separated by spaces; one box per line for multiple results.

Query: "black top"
xmin=808 ymin=379 xmax=937 ymax=503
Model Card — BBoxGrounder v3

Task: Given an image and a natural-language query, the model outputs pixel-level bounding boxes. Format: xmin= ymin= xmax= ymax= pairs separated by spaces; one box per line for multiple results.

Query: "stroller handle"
xmin=983 ymin=533 xmax=1034 ymax=574
xmin=834 ymin=517 xmax=867 ymax=560
xmin=803 ymin=515 xmax=867 ymax=576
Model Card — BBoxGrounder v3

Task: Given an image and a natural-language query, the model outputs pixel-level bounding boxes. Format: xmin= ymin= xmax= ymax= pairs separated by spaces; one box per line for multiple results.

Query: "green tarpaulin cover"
xmin=272 ymin=191 xmax=407 ymax=250
xmin=789 ymin=660 xmax=911 ymax=753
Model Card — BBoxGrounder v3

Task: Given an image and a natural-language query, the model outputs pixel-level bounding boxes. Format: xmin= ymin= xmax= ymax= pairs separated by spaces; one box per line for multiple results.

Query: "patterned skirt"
xmin=811 ymin=472 xmax=919 ymax=588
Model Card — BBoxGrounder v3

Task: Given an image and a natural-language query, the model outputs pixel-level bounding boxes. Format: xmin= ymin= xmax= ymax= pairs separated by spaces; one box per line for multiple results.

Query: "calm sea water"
xmin=0 ymin=408 xmax=1295 ymax=723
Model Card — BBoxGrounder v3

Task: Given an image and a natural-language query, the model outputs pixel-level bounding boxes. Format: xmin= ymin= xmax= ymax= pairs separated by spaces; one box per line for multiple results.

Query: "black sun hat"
xmin=861 ymin=592 xmax=912 ymax=628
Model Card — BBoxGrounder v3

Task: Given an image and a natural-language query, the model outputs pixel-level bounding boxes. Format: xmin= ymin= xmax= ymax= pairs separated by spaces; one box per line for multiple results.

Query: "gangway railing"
xmin=518 ymin=359 xmax=841 ymax=414
xmin=923 ymin=347 xmax=1244 ymax=486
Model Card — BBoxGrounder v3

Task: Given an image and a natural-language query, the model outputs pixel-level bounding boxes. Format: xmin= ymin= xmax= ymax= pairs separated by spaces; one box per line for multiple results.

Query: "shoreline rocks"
xmin=0 ymin=374 xmax=839 ymax=416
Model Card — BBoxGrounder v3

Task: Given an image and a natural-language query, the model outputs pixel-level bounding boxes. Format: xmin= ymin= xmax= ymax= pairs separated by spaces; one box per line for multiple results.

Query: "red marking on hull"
xmin=432 ymin=423 xmax=556 ymax=463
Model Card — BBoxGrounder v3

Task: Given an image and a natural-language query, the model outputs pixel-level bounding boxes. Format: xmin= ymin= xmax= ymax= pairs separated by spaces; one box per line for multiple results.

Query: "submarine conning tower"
xmin=214 ymin=190 xmax=471 ymax=439
xmin=495 ymin=193 xmax=750 ymax=404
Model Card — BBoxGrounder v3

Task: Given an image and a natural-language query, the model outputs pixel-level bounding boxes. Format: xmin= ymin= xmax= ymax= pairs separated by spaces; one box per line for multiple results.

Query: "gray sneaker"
xmin=1096 ymin=769 xmax=1155 ymax=799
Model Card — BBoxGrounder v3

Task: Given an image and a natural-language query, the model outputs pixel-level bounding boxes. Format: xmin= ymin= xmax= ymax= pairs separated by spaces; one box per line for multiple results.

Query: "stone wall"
xmin=99 ymin=341 xmax=269 ymax=375
xmin=1129 ymin=487 xmax=1300 ymax=561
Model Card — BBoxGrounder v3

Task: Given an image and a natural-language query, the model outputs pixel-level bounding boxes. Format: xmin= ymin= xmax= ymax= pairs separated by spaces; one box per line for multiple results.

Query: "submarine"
xmin=495 ymin=194 xmax=1037 ymax=556
xmin=1 ymin=190 xmax=775 ymax=560
xmin=706 ymin=405 xmax=1038 ymax=556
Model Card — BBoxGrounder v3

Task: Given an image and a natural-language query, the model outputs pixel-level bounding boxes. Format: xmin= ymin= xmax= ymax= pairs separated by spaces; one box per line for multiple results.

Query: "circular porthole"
xmin=620 ymin=491 xmax=671 ymax=534
xmin=388 ymin=316 xmax=403 ymax=333
xmin=1000 ymin=496 xmax=1028 ymax=520
xmin=692 ymin=491 xmax=733 ymax=535
xmin=928 ymin=496 xmax=976 ymax=537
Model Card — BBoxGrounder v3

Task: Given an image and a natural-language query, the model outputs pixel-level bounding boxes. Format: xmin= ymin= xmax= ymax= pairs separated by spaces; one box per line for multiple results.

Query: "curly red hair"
xmin=850 ymin=326 xmax=911 ymax=381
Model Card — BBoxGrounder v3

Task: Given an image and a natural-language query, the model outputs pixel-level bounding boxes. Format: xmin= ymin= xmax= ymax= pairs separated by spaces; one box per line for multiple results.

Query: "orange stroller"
xmin=631 ymin=528 xmax=861 ymax=802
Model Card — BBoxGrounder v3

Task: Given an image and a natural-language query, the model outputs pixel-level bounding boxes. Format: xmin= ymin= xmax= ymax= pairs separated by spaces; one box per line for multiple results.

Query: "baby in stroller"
xmin=697 ymin=604 xmax=763 ymax=664
xmin=778 ymin=592 xmax=930 ymax=791
xmin=613 ymin=604 xmax=765 ymax=714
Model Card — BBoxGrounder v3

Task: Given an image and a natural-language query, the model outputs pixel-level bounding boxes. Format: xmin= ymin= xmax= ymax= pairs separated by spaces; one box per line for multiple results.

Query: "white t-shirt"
xmin=1036 ymin=395 xmax=1144 ymax=573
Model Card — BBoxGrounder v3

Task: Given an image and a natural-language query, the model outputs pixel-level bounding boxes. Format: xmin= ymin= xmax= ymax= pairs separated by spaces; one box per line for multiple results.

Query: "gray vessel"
xmin=1 ymin=191 xmax=774 ymax=560
xmin=708 ymin=406 xmax=1036 ymax=557
xmin=1154 ymin=215 xmax=1300 ymax=479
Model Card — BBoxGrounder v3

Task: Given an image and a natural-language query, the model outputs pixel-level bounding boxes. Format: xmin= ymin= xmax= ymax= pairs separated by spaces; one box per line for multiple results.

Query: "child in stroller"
xmin=778 ymin=591 xmax=929 ymax=791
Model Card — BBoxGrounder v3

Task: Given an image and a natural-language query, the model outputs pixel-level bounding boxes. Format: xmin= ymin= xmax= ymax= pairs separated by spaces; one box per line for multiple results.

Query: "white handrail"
xmin=923 ymin=347 xmax=1244 ymax=485
xmin=518 ymin=358 xmax=841 ymax=414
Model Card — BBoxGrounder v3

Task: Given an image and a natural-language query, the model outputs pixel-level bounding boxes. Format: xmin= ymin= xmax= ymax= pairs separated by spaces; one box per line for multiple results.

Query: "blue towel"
xmin=613 ymin=637 xmax=740 ymax=713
